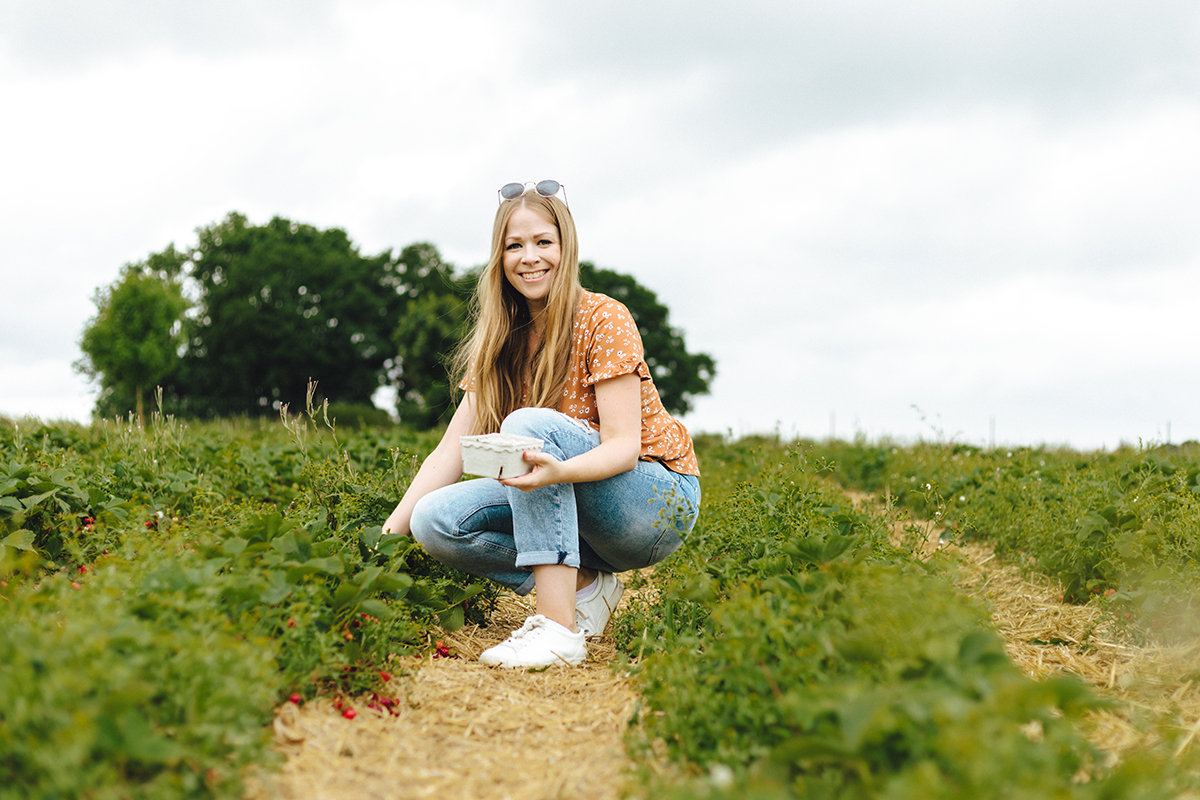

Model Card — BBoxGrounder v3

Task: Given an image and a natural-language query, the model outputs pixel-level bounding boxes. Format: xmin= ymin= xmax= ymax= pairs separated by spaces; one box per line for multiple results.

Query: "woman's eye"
xmin=506 ymin=242 xmax=521 ymax=251
xmin=538 ymin=239 xmax=553 ymax=247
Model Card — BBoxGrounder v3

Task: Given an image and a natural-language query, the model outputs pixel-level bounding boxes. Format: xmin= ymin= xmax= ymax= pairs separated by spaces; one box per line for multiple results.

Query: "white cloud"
xmin=0 ymin=0 xmax=1197 ymax=448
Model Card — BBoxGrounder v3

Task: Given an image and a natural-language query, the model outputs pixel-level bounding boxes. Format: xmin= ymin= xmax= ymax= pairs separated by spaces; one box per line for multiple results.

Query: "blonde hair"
xmin=453 ymin=192 xmax=582 ymax=434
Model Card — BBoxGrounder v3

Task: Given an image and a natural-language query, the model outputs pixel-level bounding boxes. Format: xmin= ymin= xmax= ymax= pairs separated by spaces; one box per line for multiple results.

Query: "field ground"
xmin=247 ymin=491 xmax=1200 ymax=799
xmin=954 ymin=540 xmax=1200 ymax=768
xmin=249 ymin=593 xmax=636 ymax=800
xmin=7 ymin=424 xmax=1197 ymax=797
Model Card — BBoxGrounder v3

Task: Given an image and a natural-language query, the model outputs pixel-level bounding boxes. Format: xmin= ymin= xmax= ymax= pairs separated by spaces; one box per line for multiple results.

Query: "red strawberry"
xmin=289 ymin=693 xmax=303 ymax=704
xmin=379 ymin=671 xmax=391 ymax=682
xmin=342 ymin=709 xmax=356 ymax=720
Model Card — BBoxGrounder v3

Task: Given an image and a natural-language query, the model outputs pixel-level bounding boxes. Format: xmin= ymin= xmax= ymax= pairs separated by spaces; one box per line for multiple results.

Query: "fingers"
xmin=497 ymin=451 xmax=563 ymax=491
xmin=522 ymin=450 xmax=554 ymax=466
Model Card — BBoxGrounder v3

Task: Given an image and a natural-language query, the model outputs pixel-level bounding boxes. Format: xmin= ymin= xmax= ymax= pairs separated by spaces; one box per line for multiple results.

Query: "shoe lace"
xmin=505 ymin=615 xmax=547 ymax=644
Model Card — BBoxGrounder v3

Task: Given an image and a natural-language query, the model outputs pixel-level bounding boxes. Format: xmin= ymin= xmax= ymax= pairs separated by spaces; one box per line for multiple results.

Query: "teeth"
xmin=521 ymin=270 xmax=548 ymax=280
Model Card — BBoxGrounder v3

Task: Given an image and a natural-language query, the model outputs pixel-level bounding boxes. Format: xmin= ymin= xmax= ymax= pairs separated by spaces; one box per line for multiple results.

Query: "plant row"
xmin=621 ymin=438 xmax=1200 ymax=799
xmin=810 ymin=438 xmax=1200 ymax=640
xmin=0 ymin=409 xmax=496 ymax=799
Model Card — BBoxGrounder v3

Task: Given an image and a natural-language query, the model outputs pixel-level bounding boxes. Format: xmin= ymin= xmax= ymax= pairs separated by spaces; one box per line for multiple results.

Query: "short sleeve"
xmin=582 ymin=300 xmax=645 ymax=387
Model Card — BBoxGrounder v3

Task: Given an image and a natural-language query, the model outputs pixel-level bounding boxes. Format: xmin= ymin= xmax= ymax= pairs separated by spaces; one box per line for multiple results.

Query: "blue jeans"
xmin=410 ymin=407 xmax=701 ymax=595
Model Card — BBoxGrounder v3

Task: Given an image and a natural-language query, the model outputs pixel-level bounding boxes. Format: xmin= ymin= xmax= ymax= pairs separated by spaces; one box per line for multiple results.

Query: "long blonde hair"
xmin=453 ymin=192 xmax=582 ymax=434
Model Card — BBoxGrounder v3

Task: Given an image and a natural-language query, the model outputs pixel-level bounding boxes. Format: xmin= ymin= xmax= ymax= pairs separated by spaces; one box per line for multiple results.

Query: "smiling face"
xmin=502 ymin=205 xmax=562 ymax=315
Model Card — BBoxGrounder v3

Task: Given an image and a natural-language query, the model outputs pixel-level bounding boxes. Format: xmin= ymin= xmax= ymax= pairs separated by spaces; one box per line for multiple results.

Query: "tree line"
xmin=77 ymin=212 xmax=715 ymax=427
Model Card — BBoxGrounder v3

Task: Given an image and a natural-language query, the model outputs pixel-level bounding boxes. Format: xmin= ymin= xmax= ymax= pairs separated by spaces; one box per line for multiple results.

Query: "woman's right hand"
xmin=381 ymin=506 xmax=411 ymax=538
xmin=379 ymin=392 xmax=475 ymax=540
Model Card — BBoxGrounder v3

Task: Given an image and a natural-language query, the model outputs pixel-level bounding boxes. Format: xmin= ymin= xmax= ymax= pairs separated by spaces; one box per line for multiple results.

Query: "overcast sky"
xmin=2 ymin=0 xmax=1198 ymax=449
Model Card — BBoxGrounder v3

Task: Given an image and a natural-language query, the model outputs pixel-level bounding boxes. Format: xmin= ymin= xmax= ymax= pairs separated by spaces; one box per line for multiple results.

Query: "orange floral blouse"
xmin=463 ymin=290 xmax=700 ymax=476
xmin=557 ymin=291 xmax=699 ymax=476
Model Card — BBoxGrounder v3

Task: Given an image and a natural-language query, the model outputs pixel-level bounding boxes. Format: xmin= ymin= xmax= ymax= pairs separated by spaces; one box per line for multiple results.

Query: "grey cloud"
xmin=0 ymin=0 xmax=335 ymax=70
xmin=525 ymin=1 xmax=1200 ymax=142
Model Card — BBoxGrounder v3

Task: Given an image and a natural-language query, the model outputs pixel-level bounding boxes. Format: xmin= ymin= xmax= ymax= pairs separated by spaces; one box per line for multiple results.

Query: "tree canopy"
xmin=82 ymin=212 xmax=714 ymax=426
xmin=76 ymin=249 xmax=190 ymax=423
xmin=168 ymin=213 xmax=401 ymax=416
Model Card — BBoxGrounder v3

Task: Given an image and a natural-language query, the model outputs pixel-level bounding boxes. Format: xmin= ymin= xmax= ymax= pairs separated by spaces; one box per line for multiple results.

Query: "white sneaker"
xmin=574 ymin=571 xmax=624 ymax=638
xmin=478 ymin=615 xmax=587 ymax=668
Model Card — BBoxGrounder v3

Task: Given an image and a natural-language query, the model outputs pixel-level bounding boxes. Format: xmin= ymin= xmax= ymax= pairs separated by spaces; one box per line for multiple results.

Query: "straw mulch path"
xmin=845 ymin=490 xmax=1200 ymax=764
xmin=248 ymin=593 xmax=637 ymax=800
xmin=954 ymin=540 xmax=1200 ymax=763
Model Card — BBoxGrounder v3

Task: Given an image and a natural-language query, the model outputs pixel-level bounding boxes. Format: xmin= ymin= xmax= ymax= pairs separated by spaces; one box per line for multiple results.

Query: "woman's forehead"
xmin=505 ymin=206 xmax=558 ymax=238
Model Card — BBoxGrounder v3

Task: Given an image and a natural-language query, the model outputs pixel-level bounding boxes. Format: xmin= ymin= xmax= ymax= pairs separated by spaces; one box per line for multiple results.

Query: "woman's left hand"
xmin=499 ymin=450 xmax=565 ymax=492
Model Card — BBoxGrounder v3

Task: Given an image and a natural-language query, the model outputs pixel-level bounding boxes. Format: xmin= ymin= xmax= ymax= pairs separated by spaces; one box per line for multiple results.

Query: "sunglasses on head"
xmin=498 ymin=180 xmax=568 ymax=207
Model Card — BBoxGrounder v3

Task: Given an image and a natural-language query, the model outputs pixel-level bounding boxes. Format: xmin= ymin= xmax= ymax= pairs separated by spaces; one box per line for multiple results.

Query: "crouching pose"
xmin=381 ymin=180 xmax=700 ymax=668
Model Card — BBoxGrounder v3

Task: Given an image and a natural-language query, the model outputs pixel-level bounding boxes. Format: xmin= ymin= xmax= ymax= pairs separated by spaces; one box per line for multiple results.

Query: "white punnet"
xmin=460 ymin=433 xmax=545 ymax=479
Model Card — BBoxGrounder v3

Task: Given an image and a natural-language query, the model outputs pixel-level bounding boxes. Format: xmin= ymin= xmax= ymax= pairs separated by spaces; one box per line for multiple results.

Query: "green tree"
xmin=579 ymin=261 xmax=714 ymax=416
xmin=383 ymin=243 xmax=472 ymax=426
xmin=76 ymin=249 xmax=190 ymax=423
xmin=170 ymin=214 xmax=440 ymax=417
xmin=391 ymin=290 xmax=469 ymax=428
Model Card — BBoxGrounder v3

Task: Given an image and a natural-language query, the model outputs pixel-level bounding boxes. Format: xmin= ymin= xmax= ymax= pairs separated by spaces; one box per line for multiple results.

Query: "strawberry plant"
xmin=0 ymin=410 xmax=494 ymax=798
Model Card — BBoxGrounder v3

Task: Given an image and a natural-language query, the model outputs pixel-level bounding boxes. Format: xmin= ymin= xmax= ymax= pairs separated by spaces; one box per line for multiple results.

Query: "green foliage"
xmin=165 ymin=213 xmax=410 ymax=417
xmin=625 ymin=435 xmax=1200 ymax=799
xmin=637 ymin=560 xmax=1118 ymax=799
xmin=77 ymin=252 xmax=191 ymax=422
xmin=390 ymin=277 xmax=470 ymax=428
xmin=86 ymin=213 xmax=715 ymax=424
xmin=0 ymin=565 xmax=281 ymax=800
xmin=579 ymin=261 xmax=714 ymax=416
xmin=325 ymin=402 xmax=394 ymax=429
xmin=611 ymin=440 xmax=900 ymax=655
xmin=0 ymin=408 xmax=496 ymax=798
xmin=810 ymin=439 xmax=1200 ymax=641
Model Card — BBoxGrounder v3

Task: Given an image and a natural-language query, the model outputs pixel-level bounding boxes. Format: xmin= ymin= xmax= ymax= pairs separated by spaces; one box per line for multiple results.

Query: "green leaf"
xmin=373 ymin=571 xmax=414 ymax=594
xmin=352 ymin=565 xmax=384 ymax=591
xmin=285 ymin=556 xmax=344 ymax=583
xmin=260 ymin=571 xmax=292 ymax=604
xmin=0 ymin=530 xmax=35 ymax=552
xmin=222 ymin=536 xmax=248 ymax=557
xmin=437 ymin=605 xmax=465 ymax=631
xmin=358 ymin=599 xmax=393 ymax=619
xmin=110 ymin=709 xmax=180 ymax=763
xmin=333 ymin=581 xmax=364 ymax=610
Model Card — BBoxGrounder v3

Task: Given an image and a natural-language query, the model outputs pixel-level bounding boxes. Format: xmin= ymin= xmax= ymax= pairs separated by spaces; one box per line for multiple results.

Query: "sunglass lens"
xmin=499 ymin=183 xmax=525 ymax=200
xmin=535 ymin=180 xmax=561 ymax=198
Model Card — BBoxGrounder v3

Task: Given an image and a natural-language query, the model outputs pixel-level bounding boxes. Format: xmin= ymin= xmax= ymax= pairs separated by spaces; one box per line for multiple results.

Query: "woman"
xmin=381 ymin=180 xmax=700 ymax=668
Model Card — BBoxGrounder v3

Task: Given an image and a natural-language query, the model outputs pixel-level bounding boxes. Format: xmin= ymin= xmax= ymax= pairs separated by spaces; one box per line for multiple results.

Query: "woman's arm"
xmin=381 ymin=393 xmax=476 ymax=536
xmin=501 ymin=372 xmax=642 ymax=492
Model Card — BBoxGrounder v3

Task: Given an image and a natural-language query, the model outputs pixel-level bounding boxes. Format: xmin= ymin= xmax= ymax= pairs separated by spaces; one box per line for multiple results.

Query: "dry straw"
xmin=847 ymin=489 xmax=1200 ymax=766
xmin=248 ymin=592 xmax=637 ymax=800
